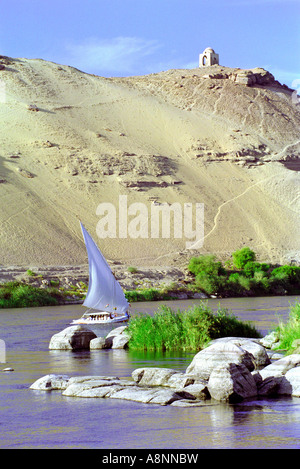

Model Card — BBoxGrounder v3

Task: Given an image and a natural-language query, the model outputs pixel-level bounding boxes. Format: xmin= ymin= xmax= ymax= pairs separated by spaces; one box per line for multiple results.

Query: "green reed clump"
xmin=0 ymin=281 xmax=63 ymax=308
xmin=127 ymin=302 xmax=260 ymax=351
xmin=125 ymin=288 xmax=166 ymax=302
xmin=276 ymin=301 xmax=300 ymax=353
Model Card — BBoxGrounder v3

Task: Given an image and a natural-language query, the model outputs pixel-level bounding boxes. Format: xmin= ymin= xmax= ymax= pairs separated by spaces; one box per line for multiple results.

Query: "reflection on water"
xmin=0 ymin=296 xmax=300 ymax=449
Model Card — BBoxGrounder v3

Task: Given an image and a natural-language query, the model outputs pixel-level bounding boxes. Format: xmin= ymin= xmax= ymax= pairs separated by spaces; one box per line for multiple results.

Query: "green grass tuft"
xmin=127 ymin=302 xmax=260 ymax=351
xmin=276 ymin=301 xmax=300 ymax=353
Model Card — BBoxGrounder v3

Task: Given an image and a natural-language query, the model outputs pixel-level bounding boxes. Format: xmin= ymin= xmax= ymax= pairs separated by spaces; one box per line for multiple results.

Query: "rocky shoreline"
xmin=0 ymin=264 xmax=204 ymax=304
xmin=0 ymin=264 xmax=187 ymax=287
xmin=30 ymin=325 xmax=300 ymax=406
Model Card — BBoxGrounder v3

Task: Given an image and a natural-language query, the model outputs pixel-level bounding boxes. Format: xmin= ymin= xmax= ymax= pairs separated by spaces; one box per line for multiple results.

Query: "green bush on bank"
xmin=188 ymin=254 xmax=227 ymax=295
xmin=232 ymin=247 xmax=256 ymax=269
xmin=127 ymin=303 xmax=261 ymax=351
xmin=271 ymin=265 xmax=300 ymax=286
xmin=188 ymin=248 xmax=300 ymax=298
xmin=0 ymin=281 xmax=63 ymax=308
xmin=243 ymin=261 xmax=271 ymax=278
xmin=125 ymin=288 xmax=170 ymax=302
xmin=188 ymin=254 xmax=226 ymax=277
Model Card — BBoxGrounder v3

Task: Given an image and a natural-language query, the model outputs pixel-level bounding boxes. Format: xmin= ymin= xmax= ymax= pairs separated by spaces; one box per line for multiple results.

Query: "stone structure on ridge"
xmin=199 ymin=47 xmax=219 ymax=67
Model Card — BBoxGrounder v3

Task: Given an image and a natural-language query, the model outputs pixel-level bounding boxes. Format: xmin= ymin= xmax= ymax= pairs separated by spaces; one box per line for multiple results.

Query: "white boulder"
xmin=281 ymin=367 xmax=300 ymax=396
xmin=186 ymin=340 xmax=255 ymax=380
xmin=208 ymin=363 xmax=257 ymax=402
xmin=209 ymin=337 xmax=270 ymax=368
xmin=49 ymin=325 xmax=96 ymax=350
xmin=30 ymin=374 xmax=70 ymax=391
xmin=132 ymin=367 xmax=179 ymax=386
xmin=258 ymin=354 xmax=300 ymax=380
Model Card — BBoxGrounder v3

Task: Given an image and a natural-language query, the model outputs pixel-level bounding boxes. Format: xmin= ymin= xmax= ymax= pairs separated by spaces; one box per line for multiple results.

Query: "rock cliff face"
xmin=0 ymin=56 xmax=299 ymax=266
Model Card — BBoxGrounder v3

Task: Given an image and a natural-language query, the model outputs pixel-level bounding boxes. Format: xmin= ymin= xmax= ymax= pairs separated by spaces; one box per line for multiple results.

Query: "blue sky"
xmin=0 ymin=0 xmax=299 ymax=87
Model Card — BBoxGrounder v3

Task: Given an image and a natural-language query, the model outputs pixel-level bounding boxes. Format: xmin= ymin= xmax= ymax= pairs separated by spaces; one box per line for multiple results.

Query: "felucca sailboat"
xmin=71 ymin=223 xmax=130 ymax=326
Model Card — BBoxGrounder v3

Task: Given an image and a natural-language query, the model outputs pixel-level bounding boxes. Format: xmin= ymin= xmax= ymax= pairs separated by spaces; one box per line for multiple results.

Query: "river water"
xmin=1 ymin=296 xmax=300 ymax=449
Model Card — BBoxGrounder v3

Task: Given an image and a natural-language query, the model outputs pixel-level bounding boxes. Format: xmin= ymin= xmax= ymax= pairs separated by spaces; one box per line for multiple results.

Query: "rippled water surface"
xmin=1 ymin=296 xmax=300 ymax=449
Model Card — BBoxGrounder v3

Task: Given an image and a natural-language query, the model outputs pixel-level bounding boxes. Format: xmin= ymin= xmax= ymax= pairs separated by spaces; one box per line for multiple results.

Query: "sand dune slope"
xmin=0 ymin=56 xmax=299 ymax=267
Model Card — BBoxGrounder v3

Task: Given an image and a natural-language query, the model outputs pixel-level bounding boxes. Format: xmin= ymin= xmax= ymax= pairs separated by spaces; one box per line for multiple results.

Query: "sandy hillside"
xmin=0 ymin=55 xmax=299 ymax=270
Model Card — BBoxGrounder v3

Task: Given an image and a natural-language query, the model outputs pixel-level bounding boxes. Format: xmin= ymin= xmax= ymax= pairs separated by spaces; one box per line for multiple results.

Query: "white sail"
xmin=80 ymin=223 xmax=129 ymax=315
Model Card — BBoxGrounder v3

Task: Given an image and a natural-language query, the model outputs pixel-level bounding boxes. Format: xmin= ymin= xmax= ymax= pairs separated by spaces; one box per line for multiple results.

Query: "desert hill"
xmin=0 ymin=55 xmax=299 ymax=270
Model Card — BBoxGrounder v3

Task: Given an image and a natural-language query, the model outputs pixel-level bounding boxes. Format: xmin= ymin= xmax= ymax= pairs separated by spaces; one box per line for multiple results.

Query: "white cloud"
xmin=64 ymin=36 xmax=161 ymax=75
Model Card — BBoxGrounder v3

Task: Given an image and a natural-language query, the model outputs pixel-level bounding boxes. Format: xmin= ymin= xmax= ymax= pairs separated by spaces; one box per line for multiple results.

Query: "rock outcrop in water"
xmin=48 ymin=325 xmax=97 ymax=350
xmin=32 ymin=336 xmax=300 ymax=405
xmin=48 ymin=325 xmax=130 ymax=350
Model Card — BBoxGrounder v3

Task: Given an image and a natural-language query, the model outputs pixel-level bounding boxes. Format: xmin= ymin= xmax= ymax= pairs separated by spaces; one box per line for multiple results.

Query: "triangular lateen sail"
xmin=80 ymin=222 xmax=129 ymax=315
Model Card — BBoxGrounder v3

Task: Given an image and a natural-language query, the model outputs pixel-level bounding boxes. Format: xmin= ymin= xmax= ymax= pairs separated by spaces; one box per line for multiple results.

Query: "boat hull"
xmin=70 ymin=309 xmax=129 ymax=329
xmin=70 ymin=314 xmax=129 ymax=336
xmin=70 ymin=316 xmax=129 ymax=326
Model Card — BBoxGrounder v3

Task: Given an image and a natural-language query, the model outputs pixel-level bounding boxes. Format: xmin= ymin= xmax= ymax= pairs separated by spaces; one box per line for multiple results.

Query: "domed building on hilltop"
xmin=199 ymin=47 xmax=219 ymax=67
